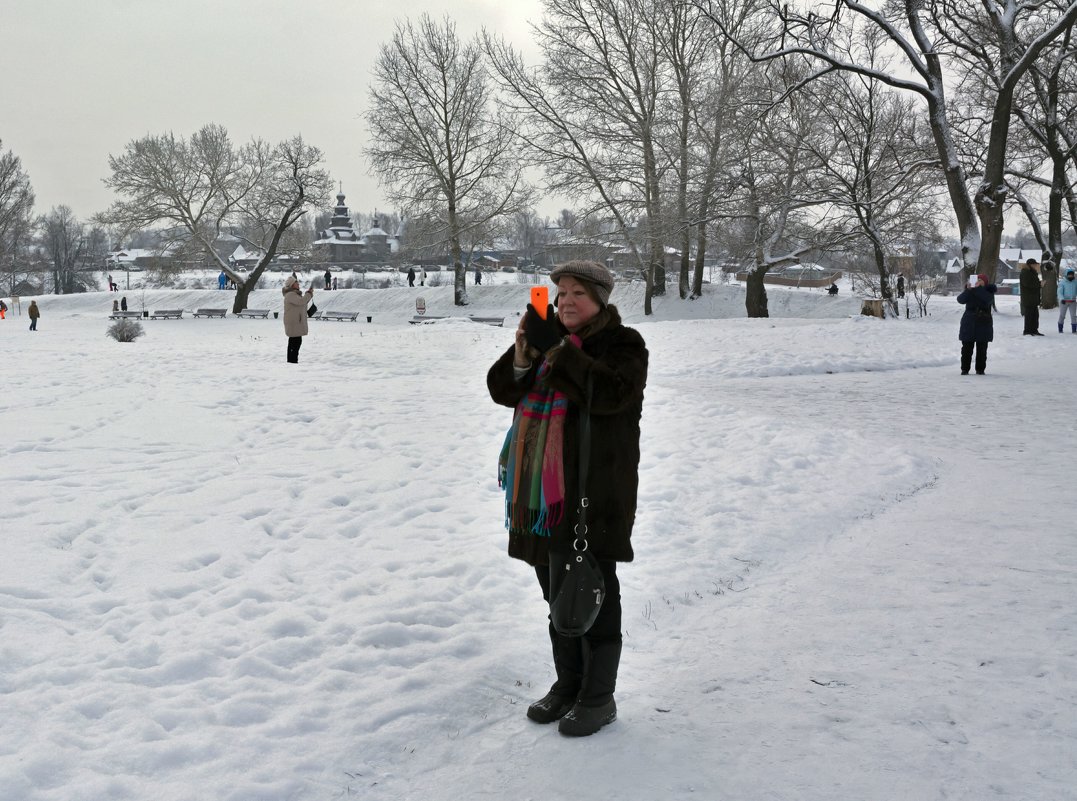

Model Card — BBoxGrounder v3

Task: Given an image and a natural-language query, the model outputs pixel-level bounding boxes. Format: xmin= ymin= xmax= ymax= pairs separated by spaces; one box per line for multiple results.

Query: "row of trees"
xmin=1 ymin=141 xmax=116 ymax=297
xmin=364 ymin=0 xmax=1077 ymax=316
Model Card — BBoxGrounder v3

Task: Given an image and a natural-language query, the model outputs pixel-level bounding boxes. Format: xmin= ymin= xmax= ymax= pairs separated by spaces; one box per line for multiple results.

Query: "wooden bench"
xmin=149 ymin=309 xmax=184 ymax=320
xmin=315 ymin=310 xmax=360 ymax=322
xmin=193 ymin=308 xmax=227 ymax=318
xmin=108 ymin=311 xmax=143 ymax=320
xmin=468 ymin=315 xmax=504 ymax=327
xmin=235 ymin=309 xmax=271 ymax=319
xmin=408 ymin=315 xmax=504 ymax=327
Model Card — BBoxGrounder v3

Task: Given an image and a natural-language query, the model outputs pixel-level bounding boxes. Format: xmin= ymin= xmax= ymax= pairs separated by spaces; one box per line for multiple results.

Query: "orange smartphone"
xmin=530 ymin=286 xmax=549 ymax=318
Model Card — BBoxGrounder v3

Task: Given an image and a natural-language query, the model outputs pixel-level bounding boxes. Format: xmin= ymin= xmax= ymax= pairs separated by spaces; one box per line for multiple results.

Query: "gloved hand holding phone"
xmin=524 ymin=302 xmax=561 ymax=354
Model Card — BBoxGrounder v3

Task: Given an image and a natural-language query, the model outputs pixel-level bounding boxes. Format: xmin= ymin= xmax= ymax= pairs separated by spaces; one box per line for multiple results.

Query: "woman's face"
xmin=556 ymin=275 xmax=601 ymax=333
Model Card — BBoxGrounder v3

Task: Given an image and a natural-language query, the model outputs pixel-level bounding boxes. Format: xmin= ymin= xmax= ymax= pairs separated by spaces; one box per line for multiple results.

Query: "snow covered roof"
xmin=230 ymin=245 xmax=264 ymax=262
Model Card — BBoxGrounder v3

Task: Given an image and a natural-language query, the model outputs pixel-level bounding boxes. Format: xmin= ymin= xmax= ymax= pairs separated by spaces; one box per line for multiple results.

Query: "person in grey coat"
xmin=282 ymin=275 xmax=314 ymax=363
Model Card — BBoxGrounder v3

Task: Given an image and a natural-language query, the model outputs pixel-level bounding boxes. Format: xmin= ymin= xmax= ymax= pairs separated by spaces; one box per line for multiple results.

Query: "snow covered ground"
xmin=1 ymin=283 xmax=1074 ymax=801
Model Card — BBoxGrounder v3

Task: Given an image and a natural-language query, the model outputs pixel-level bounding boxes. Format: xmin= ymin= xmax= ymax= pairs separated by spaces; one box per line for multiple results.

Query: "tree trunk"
xmin=745 ymin=267 xmax=769 ymax=318
xmin=692 ymin=221 xmax=707 ymax=298
xmin=446 ymin=201 xmax=469 ymax=306
xmin=871 ymin=238 xmax=895 ymax=317
xmin=920 ymin=55 xmax=980 ymax=272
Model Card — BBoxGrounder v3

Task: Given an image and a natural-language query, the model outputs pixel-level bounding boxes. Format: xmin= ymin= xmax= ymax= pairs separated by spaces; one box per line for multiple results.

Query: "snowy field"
xmin=1 ymin=283 xmax=1074 ymax=801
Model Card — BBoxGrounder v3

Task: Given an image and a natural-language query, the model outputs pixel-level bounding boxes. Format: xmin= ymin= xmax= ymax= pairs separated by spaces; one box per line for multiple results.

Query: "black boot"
xmin=528 ymin=624 xmax=583 ymax=724
xmin=527 ymin=691 xmax=576 ymax=724
xmin=559 ymin=640 xmax=622 ymax=736
xmin=558 ymin=697 xmax=617 ymax=736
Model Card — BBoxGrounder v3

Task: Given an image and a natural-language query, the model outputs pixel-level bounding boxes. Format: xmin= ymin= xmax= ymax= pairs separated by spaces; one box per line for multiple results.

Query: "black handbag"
xmin=307 ymin=302 xmax=318 ymax=318
xmin=549 ymin=375 xmax=605 ymax=637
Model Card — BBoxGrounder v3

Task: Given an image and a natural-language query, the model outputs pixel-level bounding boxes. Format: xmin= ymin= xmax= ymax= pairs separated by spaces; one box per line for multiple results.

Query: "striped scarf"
xmin=498 ymin=351 xmax=576 ymax=537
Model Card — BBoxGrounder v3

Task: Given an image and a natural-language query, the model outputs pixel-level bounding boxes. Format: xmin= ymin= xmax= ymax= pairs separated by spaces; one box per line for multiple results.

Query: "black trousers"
xmin=1022 ymin=304 xmax=1040 ymax=334
xmin=960 ymin=340 xmax=988 ymax=373
xmin=536 ymin=559 xmax=622 ymax=706
xmin=287 ymin=336 xmax=303 ymax=364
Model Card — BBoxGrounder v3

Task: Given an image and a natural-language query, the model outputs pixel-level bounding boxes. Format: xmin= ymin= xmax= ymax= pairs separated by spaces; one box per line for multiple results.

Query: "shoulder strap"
xmin=574 ymin=372 xmax=594 ymax=548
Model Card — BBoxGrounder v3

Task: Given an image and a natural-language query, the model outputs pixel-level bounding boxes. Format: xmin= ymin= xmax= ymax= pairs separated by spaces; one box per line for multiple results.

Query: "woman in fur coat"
xmin=281 ymin=275 xmax=314 ymax=363
xmin=487 ymin=260 xmax=647 ymax=737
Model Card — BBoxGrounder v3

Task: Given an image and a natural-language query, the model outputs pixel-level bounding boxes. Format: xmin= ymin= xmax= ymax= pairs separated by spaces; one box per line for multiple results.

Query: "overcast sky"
xmin=0 ymin=0 xmax=547 ymax=226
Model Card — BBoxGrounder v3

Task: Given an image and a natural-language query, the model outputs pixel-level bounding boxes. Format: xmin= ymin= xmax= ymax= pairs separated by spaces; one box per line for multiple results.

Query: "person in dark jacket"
xmin=28 ymin=300 xmax=40 ymax=331
xmin=120 ymin=296 xmax=128 ymax=312
xmin=407 ymin=267 xmax=416 ymax=287
xmin=1020 ymin=258 xmax=1044 ymax=335
xmin=957 ymin=273 xmax=998 ymax=374
xmin=488 ymin=260 xmax=647 ymax=738
xmin=324 ymin=269 xmax=332 ymax=290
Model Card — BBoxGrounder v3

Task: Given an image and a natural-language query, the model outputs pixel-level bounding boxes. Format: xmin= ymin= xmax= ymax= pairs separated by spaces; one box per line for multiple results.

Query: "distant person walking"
xmin=475 ymin=267 xmax=482 ymax=285
xmin=332 ymin=276 xmax=339 ymax=290
xmin=325 ymin=269 xmax=332 ymax=290
xmin=28 ymin=300 xmax=39 ymax=331
xmin=0 ymin=299 xmax=6 ymax=319
xmin=420 ymin=266 xmax=427 ymax=286
xmin=407 ymin=267 xmax=416 ymax=287
xmin=218 ymin=270 xmax=228 ymax=290
xmin=896 ymin=274 xmax=905 ymax=298
xmin=1020 ymin=258 xmax=1044 ymax=336
xmin=957 ymin=273 xmax=997 ymax=375
xmin=1058 ymin=268 xmax=1077 ymax=333
xmin=282 ymin=275 xmax=315 ymax=364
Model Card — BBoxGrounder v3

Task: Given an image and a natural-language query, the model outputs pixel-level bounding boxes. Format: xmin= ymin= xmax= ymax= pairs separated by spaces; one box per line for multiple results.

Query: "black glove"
xmin=524 ymin=303 xmax=561 ymax=354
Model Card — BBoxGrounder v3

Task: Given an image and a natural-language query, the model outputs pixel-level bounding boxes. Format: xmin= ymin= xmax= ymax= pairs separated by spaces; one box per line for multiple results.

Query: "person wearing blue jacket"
xmin=1058 ymin=268 xmax=1077 ymax=333
xmin=957 ymin=273 xmax=997 ymax=375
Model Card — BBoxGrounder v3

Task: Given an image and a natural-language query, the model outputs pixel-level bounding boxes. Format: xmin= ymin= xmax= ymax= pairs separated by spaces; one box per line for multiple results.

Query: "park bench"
xmin=108 ymin=310 xmax=143 ymax=320
xmin=149 ymin=309 xmax=184 ymax=320
xmin=468 ymin=315 xmax=504 ymax=327
xmin=315 ymin=310 xmax=360 ymax=322
xmin=235 ymin=309 xmax=271 ymax=319
xmin=193 ymin=308 xmax=227 ymax=318
xmin=408 ymin=315 xmax=504 ymax=327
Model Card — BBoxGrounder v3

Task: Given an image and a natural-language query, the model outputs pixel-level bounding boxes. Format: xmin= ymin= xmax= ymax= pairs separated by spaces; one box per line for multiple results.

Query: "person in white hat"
xmin=281 ymin=275 xmax=314 ymax=363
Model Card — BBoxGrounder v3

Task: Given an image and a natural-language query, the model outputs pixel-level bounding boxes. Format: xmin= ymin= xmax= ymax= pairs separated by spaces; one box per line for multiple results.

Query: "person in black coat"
xmin=1019 ymin=258 xmax=1044 ymax=335
xmin=488 ymin=260 xmax=647 ymax=737
xmin=957 ymin=273 xmax=998 ymax=374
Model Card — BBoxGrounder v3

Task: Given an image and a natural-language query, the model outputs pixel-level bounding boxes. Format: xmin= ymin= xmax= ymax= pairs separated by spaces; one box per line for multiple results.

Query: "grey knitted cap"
xmin=550 ymin=260 xmax=615 ymax=306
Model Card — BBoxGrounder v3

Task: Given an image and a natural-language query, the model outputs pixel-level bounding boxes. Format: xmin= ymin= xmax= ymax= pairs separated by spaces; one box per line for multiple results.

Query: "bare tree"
xmin=38 ymin=206 xmax=88 ymax=294
xmin=486 ymin=0 xmax=671 ymax=315
xmin=802 ymin=32 xmax=944 ymax=316
xmin=1007 ymin=20 xmax=1077 ymax=309
xmin=683 ymin=0 xmax=767 ymax=298
xmin=103 ymin=125 xmax=331 ymax=313
xmin=716 ymin=59 xmax=852 ymax=316
xmin=366 ymin=15 xmax=528 ymax=306
xmin=0 ymin=141 xmax=36 ymax=294
xmin=703 ymin=0 xmax=1077 ymax=281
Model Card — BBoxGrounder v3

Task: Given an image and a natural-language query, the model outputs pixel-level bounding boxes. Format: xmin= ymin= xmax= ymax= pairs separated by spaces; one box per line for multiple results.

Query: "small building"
xmin=313 ymin=192 xmax=365 ymax=263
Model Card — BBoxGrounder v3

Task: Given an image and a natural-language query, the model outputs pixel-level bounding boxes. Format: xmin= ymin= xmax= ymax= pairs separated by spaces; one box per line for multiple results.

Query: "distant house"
xmin=228 ymin=245 xmax=263 ymax=269
xmin=107 ymin=248 xmax=174 ymax=271
xmin=944 ymin=250 xmax=1028 ymax=291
